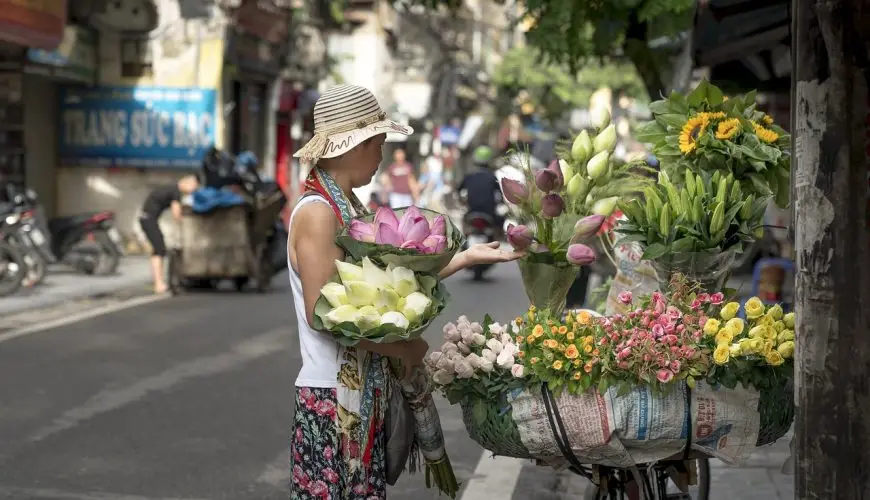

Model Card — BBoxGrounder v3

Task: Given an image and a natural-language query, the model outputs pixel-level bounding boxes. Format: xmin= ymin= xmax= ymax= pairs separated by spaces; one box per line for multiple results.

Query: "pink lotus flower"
xmin=574 ymin=215 xmax=606 ymax=239
xmin=566 ymin=243 xmax=596 ymax=265
xmin=506 ymin=224 xmax=534 ymax=250
xmin=375 ymin=222 xmax=403 ymax=246
xmin=535 ymin=168 xmax=563 ymax=193
xmin=542 ymin=193 xmax=565 ymax=217
xmin=348 ymin=220 xmax=375 ymax=242
xmin=430 ymin=215 xmax=447 ymax=237
xmin=374 ymin=206 xmax=400 ymax=229
xmin=500 ymin=178 xmax=529 ymax=204
xmin=421 ymin=235 xmax=447 ymax=253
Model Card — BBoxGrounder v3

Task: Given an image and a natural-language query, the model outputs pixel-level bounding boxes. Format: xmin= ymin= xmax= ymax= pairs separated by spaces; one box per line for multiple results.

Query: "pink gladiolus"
xmin=421 ymin=235 xmax=447 ymax=253
xmin=574 ymin=215 xmax=605 ymax=239
xmin=375 ymin=222 xmax=403 ymax=246
xmin=506 ymin=224 xmax=534 ymax=250
xmin=566 ymin=243 xmax=596 ymax=265
xmin=535 ymin=168 xmax=562 ymax=193
xmin=656 ymin=369 xmax=675 ymax=383
xmin=500 ymin=178 xmax=529 ymax=204
xmin=348 ymin=220 xmax=375 ymax=242
xmin=430 ymin=215 xmax=446 ymax=237
xmin=541 ymin=193 xmax=565 ymax=218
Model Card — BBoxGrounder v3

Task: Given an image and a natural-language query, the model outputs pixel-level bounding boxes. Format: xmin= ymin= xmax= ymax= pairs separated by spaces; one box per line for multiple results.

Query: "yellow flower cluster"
xmin=679 ymin=109 xmax=781 ymax=155
xmin=520 ymin=308 xmax=601 ymax=383
xmin=711 ymin=298 xmax=795 ymax=367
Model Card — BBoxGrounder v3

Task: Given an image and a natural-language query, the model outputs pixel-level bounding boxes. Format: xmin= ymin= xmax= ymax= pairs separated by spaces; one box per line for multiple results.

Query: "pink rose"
xmin=308 ymin=480 xmax=329 ymax=499
xmin=652 ymin=324 xmax=665 ymax=338
xmin=656 ymin=369 xmax=675 ymax=383
xmin=666 ymin=306 xmax=682 ymax=320
xmin=322 ymin=467 xmax=340 ymax=484
xmin=670 ymin=360 xmax=682 ymax=372
xmin=710 ymin=292 xmax=725 ymax=305
xmin=697 ymin=293 xmax=710 ymax=302
xmin=617 ymin=291 xmax=633 ymax=305
xmin=690 ymin=299 xmax=702 ymax=310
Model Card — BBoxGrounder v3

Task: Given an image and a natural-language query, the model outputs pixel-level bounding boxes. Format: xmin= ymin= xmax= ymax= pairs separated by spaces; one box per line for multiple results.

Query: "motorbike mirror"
xmin=25 ymin=188 xmax=37 ymax=200
xmin=12 ymin=194 xmax=25 ymax=205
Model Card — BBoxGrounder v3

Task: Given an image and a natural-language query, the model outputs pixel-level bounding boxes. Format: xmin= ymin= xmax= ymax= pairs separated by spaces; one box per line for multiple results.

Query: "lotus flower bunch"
xmin=349 ymin=206 xmax=448 ymax=254
xmin=320 ymin=257 xmax=434 ymax=332
xmin=427 ymin=317 xmax=524 ymax=390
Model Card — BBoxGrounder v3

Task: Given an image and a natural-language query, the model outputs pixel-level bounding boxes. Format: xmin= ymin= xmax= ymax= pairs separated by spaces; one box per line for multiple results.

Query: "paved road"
xmin=0 ymin=261 xmax=531 ymax=500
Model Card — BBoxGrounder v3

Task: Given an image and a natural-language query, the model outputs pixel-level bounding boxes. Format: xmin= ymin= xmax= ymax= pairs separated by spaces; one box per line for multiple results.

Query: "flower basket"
xmin=459 ymin=397 xmax=531 ymax=459
xmin=649 ymin=249 xmax=736 ymax=292
xmin=517 ymin=257 xmax=578 ymax=316
xmin=756 ymin=378 xmax=795 ymax=446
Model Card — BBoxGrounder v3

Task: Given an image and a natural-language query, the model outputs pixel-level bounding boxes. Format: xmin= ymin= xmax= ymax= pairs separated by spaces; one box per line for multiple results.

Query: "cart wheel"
xmin=255 ymin=244 xmax=273 ymax=293
xmin=168 ymin=250 xmax=184 ymax=295
xmin=234 ymin=277 xmax=249 ymax=291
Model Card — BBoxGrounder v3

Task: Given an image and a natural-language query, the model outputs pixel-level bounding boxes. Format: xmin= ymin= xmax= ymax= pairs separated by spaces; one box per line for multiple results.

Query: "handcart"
xmin=167 ymin=189 xmax=286 ymax=294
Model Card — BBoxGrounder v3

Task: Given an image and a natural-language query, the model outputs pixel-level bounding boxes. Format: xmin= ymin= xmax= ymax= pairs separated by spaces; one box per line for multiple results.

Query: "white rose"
xmin=458 ymin=342 xmax=471 ymax=355
xmin=487 ymin=322 xmax=502 ymax=335
xmin=496 ymin=350 xmax=515 ymax=369
xmin=512 ymin=322 xmax=520 ymax=334
xmin=472 ymin=333 xmax=487 ymax=346
xmin=471 ymin=322 xmax=484 ymax=334
xmin=426 ymin=351 xmax=443 ymax=368
xmin=479 ymin=358 xmax=494 ymax=373
xmin=443 ymin=323 xmax=461 ymax=342
xmin=485 ymin=338 xmax=503 ymax=354
xmin=435 ymin=356 xmax=455 ymax=373
xmin=460 ymin=327 xmax=477 ymax=345
xmin=481 ymin=348 xmax=497 ymax=363
xmin=466 ymin=353 xmax=483 ymax=369
xmin=457 ymin=315 xmax=470 ymax=326
xmin=441 ymin=342 xmax=459 ymax=355
xmin=500 ymin=333 xmax=513 ymax=345
xmin=511 ymin=364 xmax=525 ymax=378
xmin=501 ymin=342 xmax=517 ymax=358
xmin=432 ymin=369 xmax=455 ymax=385
xmin=454 ymin=359 xmax=475 ymax=379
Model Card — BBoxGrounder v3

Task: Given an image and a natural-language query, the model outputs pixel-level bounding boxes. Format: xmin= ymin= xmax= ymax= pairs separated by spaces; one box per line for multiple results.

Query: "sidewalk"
xmin=0 ymin=255 xmax=152 ymax=316
xmin=505 ymin=431 xmax=794 ymax=499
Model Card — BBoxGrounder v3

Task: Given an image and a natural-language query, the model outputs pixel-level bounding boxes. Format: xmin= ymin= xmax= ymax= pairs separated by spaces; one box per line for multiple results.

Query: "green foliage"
xmin=493 ymin=46 xmax=648 ymax=119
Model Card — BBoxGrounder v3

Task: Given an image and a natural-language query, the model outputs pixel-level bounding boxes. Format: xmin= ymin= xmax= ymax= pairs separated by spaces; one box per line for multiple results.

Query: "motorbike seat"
xmin=464 ymin=212 xmax=494 ymax=225
xmin=49 ymin=212 xmax=109 ymax=233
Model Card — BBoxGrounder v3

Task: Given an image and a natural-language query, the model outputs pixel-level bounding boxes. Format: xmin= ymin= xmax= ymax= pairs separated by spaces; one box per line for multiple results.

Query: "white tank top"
xmin=288 ymin=194 xmax=342 ymax=388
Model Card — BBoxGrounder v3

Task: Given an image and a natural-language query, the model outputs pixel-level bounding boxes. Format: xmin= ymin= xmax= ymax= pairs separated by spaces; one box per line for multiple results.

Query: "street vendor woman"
xmin=139 ymin=175 xmax=199 ymax=294
xmin=287 ymin=84 xmax=523 ymax=499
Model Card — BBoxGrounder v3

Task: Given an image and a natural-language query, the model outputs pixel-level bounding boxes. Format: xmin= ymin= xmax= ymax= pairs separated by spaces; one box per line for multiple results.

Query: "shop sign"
xmin=25 ymin=26 xmax=97 ymax=84
xmin=58 ymin=86 xmax=218 ymax=168
xmin=0 ymin=0 xmax=66 ymax=50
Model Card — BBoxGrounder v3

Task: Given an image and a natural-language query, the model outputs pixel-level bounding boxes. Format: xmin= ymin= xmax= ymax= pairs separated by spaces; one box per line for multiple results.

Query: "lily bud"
xmin=593 ymin=124 xmax=617 ymax=154
xmin=566 ymin=173 xmax=589 ymax=199
xmin=592 ymin=107 xmax=611 ymax=130
xmin=506 ymin=224 xmax=535 ymax=250
xmin=574 ymin=215 xmax=606 ymax=239
xmin=566 ymin=243 xmax=597 ymax=266
xmin=559 ymin=159 xmax=574 ymax=181
xmin=534 ymin=168 xmax=562 ymax=193
xmin=541 ymin=193 xmax=565 ymax=218
xmin=592 ymin=196 xmax=619 ymax=217
xmin=500 ymin=178 xmax=529 ymax=204
xmin=571 ymin=130 xmax=592 ymax=164
xmin=586 ymin=151 xmax=610 ymax=180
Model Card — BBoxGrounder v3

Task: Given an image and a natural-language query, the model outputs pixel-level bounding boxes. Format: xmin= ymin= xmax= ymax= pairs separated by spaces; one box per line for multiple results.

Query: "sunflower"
xmin=762 ymin=114 xmax=774 ymax=125
xmin=703 ymin=111 xmax=726 ymax=120
xmin=753 ymin=122 xmax=780 ymax=143
xmin=715 ymin=118 xmax=741 ymax=140
xmin=679 ymin=114 xmax=709 ymax=154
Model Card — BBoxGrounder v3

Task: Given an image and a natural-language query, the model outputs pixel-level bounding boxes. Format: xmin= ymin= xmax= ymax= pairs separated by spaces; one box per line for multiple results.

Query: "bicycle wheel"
xmin=661 ymin=459 xmax=710 ymax=500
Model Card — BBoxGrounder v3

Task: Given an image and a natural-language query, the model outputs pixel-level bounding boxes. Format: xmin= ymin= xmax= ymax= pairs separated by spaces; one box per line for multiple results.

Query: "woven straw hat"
xmin=294 ymin=85 xmax=413 ymax=161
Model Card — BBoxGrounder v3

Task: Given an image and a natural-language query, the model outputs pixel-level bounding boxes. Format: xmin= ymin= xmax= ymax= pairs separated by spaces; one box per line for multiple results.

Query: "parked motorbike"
xmin=0 ymin=207 xmax=31 ymax=295
xmin=462 ymin=211 xmax=498 ymax=281
xmin=0 ymin=205 xmax=48 ymax=287
xmin=8 ymin=188 xmax=124 ymax=275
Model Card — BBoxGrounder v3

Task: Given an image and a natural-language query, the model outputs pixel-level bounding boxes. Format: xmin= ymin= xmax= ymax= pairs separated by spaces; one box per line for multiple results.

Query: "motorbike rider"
xmin=457 ymin=145 xmax=504 ymax=233
xmin=139 ymin=175 xmax=199 ymax=294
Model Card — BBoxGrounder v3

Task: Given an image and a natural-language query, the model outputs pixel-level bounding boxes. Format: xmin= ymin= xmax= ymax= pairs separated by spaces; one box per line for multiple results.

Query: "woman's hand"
xmin=439 ymin=241 xmax=525 ymax=279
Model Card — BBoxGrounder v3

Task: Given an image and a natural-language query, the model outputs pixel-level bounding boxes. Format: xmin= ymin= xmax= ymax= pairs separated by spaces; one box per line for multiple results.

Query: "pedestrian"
xmin=383 ymin=148 xmax=420 ymax=209
xmin=287 ymin=84 xmax=524 ymax=500
xmin=138 ymin=175 xmax=199 ymax=294
xmin=419 ymin=152 xmax=446 ymax=211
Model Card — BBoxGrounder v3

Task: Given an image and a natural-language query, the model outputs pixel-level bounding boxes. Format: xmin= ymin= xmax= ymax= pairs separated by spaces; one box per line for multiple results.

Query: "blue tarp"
xmin=190 ymin=187 xmax=245 ymax=214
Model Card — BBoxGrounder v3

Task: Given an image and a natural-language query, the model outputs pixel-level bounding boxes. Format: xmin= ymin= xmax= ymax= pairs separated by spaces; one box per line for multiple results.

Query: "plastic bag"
xmin=605 ymin=240 xmax=659 ymax=315
xmin=517 ymin=258 xmax=578 ymax=315
xmin=649 ymin=249 xmax=736 ymax=293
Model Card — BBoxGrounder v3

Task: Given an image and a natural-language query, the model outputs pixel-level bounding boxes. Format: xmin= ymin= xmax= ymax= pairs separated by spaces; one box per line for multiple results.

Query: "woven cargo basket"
xmin=460 ymin=377 xmax=794 ymax=458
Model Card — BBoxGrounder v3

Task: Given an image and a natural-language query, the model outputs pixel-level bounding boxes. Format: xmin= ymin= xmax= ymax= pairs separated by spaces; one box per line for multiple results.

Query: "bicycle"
xmin=577 ymin=457 xmax=711 ymax=500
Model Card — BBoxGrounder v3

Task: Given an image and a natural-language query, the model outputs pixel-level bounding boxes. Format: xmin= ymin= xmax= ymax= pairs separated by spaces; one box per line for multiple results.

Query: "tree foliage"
xmin=492 ymin=46 xmax=646 ymax=120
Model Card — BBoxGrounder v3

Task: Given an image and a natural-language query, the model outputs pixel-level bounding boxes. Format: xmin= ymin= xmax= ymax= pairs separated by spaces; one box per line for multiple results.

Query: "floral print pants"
xmin=290 ymin=387 xmax=387 ymax=500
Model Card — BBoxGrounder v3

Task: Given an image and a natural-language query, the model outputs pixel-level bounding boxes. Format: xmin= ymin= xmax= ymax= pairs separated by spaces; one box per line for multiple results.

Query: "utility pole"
xmin=792 ymin=0 xmax=870 ymax=498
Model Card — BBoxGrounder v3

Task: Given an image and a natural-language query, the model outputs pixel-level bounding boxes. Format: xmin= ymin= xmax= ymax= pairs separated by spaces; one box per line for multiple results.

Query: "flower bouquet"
xmin=627 ymin=80 xmax=791 ymax=290
xmin=429 ymin=275 xmax=795 ymax=468
xmin=313 ymin=257 xmax=449 ymax=346
xmin=337 ymin=206 xmax=464 ymax=274
xmin=500 ymin=108 xmax=650 ymax=313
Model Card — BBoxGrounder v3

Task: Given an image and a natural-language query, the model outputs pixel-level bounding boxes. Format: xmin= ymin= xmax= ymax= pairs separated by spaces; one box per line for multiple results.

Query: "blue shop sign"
xmin=439 ymin=125 xmax=461 ymax=146
xmin=59 ymin=86 xmax=218 ymax=168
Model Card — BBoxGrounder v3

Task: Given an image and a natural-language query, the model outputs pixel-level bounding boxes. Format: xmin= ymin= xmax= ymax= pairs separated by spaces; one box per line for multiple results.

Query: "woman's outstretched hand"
xmin=439 ymin=241 xmax=525 ymax=279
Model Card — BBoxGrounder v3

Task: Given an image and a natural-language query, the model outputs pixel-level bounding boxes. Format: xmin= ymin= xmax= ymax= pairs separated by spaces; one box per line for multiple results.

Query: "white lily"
xmin=320 ymin=283 xmax=348 ymax=308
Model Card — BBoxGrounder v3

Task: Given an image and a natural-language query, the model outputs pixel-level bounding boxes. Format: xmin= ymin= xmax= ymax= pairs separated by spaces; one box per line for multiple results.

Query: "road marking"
xmin=257 ymin=450 xmax=291 ymax=487
xmin=459 ymin=453 xmax=526 ymax=500
xmin=0 ymin=294 xmax=169 ymax=345
xmin=0 ymin=486 xmax=208 ymax=500
xmin=27 ymin=327 xmax=288 ymax=443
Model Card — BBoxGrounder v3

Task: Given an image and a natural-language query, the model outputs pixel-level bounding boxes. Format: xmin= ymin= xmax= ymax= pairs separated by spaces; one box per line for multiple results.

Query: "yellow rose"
xmin=777 ymin=329 xmax=795 ymax=344
xmin=565 ymin=345 xmax=580 ymax=359
xmin=777 ymin=340 xmax=795 ymax=359
xmin=566 ymin=332 xmax=575 ymax=341
xmin=765 ymin=350 xmax=785 ymax=366
xmin=552 ymin=360 xmax=563 ymax=370
xmin=763 ymin=339 xmax=776 ymax=353
xmin=738 ymin=338 xmax=754 ymax=353
xmin=744 ymin=297 xmax=765 ymax=319
xmin=715 ymin=329 xmax=734 ymax=345
xmin=772 ymin=321 xmax=785 ymax=333
xmin=748 ymin=325 xmax=766 ymax=338
xmin=767 ymin=304 xmax=784 ymax=321
xmin=725 ymin=318 xmax=746 ymax=336
xmin=713 ymin=344 xmax=731 ymax=365
xmin=729 ymin=343 xmax=742 ymax=357
xmin=748 ymin=339 xmax=763 ymax=352
xmin=784 ymin=312 xmax=795 ymax=329
xmin=720 ymin=302 xmax=740 ymax=321
xmin=703 ymin=318 xmax=721 ymax=336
